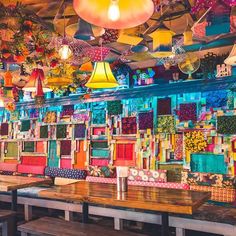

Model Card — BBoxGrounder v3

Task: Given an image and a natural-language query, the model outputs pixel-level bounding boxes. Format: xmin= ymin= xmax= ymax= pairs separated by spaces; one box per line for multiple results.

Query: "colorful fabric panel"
xmin=60 ymin=140 xmax=71 ymax=156
xmin=45 ymin=167 xmax=87 ymax=179
xmin=5 ymin=142 xmax=18 ymax=157
xmin=217 ymin=115 xmax=236 ymax=135
xmin=0 ymin=123 xmax=9 ymax=136
xmin=122 ymin=117 xmax=137 ymax=134
xmin=138 ymin=111 xmax=153 ymax=130
xmin=181 ymin=171 xmax=236 ymax=189
xmin=56 ymin=124 xmax=67 ymax=139
xmin=40 ymin=126 xmax=48 ymax=139
xmin=48 ymin=141 xmax=60 ymax=168
xmin=128 ymin=168 xmax=167 ymax=183
xmin=179 ymin=103 xmax=197 ymax=122
xmin=91 ymin=158 xmax=110 ymax=166
xmin=23 ymin=141 xmax=35 ymax=152
xmin=92 ymin=109 xmax=106 ymax=124
xmin=191 ymin=153 xmax=227 ymax=174
xmin=21 ymin=120 xmax=30 ymax=132
xmin=157 ymin=97 xmax=171 ymax=115
xmin=91 ymin=149 xmax=109 ymax=158
xmin=107 ymin=100 xmax=123 ymax=115
xmin=91 ymin=141 xmax=108 ymax=149
xmin=87 ymin=165 xmax=116 ymax=178
xmin=157 ymin=115 xmax=175 ymax=133
xmin=74 ymin=124 xmax=86 ymax=138
xmin=29 ymin=108 xmax=39 ymax=118
xmin=43 ymin=111 xmax=57 ymax=123
xmin=60 ymin=158 xmax=72 ymax=169
xmin=202 ymin=90 xmax=227 ymax=109
xmin=61 ymin=105 xmax=74 ymax=117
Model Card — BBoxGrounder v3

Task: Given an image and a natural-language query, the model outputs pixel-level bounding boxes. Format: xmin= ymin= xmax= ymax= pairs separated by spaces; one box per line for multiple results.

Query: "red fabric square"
xmin=60 ymin=140 xmax=71 ymax=156
xmin=179 ymin=103 xmax=197 ymax=122
xmin=60 ymin=158 xmax=72 ymax=169
xmin=122 ymin=117 xmax=137 ymax=134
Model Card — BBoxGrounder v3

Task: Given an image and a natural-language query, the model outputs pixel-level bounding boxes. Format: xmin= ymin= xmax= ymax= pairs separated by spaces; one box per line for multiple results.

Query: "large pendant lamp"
xmin=85 ymin=61 xmax=119 ymax=89
xmin=149 ymin=24 xmax=175 ymax=58
xmin=224 ymin=42 xmax=236 ymax=65
xmin=183 ymin=24 xmax=193 ymax=46
xmin=23 ymin=68 xmax=52 ymax=93
xmin=73 ymin=0 xmax=154 ymax=29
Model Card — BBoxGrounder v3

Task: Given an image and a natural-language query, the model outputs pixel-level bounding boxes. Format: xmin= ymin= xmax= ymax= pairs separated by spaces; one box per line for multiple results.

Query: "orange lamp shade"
xmin=149 ymin=25 xmax=175 ymax=58
xmin=79 ymin=61 xmax=93 ymax=73
xmin=73 ymin=0 xmax=154 ymax=29
xmin=85 ymin=61 xmax=119 ymax=88
xmin=4 ymin=71 xmax=13 ymax=87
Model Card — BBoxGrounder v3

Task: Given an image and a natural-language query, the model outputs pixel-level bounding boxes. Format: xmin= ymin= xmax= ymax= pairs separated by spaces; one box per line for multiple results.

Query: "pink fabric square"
xmin=60 ymin=158 xmax=72 ymax=169
xmin=91 ymin=159 xmax=109 ymax=166
xmin=17 ymin=164 xmax=45 ymax=175
xmin=0 ymin=163 xmax=18 ymax=172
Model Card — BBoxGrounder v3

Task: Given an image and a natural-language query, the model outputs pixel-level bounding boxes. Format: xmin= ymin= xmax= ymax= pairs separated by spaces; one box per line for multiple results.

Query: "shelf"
xmin=15 ymin=76 xmax=236 ymax=109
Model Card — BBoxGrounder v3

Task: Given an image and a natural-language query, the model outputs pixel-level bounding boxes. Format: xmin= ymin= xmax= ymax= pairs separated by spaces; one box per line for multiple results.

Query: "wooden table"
xmin=39 ymin=181 xmax=210 ymax=236
xmin=0 ymin=175 xmax=51 ymax=211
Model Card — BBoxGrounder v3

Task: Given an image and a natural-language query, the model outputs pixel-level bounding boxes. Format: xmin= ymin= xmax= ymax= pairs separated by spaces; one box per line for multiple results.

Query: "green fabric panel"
xmin=107 ymin=100 xmax=123 ymax=115
xmin=5 ymin=142 xmax=18 ymax=157
xmin=92 ymin=109 xmax=106 ymax=124
xmin=21 ymin=120 xmax=30 ymax=132
xmin=191 ymin=153 xmax=227 ymax=174
xmin=23 ymin=142 xmax=35 ymax=152
xmin=56 ymin=125 xmax=67 ymax=139
xmin=40 ymin=126 xmax=48 ymax=139
xmin=48 ymin=140 xmax=60 ymax=167
xmin=91 ymin=149 xmax=110 ymax=157
xmin=91 ymin=141 xmax=108 ymax=148
xmin=159 ymin=164 xmax=183 ymax=182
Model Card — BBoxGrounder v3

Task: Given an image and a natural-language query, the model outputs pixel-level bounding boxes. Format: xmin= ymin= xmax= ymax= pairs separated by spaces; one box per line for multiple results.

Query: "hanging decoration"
xmin=149 ymin=24 xmax=175 ymax=58
xmin=23 ymin=68 xmax=51 ymax=92
xmin=73 ymin=0 xmax=154 ymax=29
xmin=101 ymin=29 xmax=120 ymax=44
xmin=34 ymin=73 xmax=45 ymax=107
xmin=82 ymin=46 xmax=111 ymax=62
xmin=183 ymin=24 xmax=193 ymax=46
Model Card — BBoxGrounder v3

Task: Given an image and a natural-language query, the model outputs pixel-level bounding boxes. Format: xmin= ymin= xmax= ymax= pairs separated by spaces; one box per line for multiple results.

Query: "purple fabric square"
xmin=74 ymin=124 xmax=86 ymax=138
xmin=179 ymin=103 xmax=197 ymax=122
xmin=0 ymin=123 xmax=9 ymax=136
xmin=157 ymin=97 xmax=171 ymax=115
xmin=122 ymin=117 xmax=137 ymax=134
xmin=138 ymin=111 xmax=153 ymax=130
xmin=60 ymin=140 xmax=71 ymax=155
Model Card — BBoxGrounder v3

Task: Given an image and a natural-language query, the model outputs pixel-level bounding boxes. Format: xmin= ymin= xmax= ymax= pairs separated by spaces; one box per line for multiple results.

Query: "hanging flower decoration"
xmin=45 ymin=63 xmax=77 ymax=93
xmin=153 ymin=0 xmax=182 ymax=12
xmin=185 ymin=131 xmax=207 ymax=153
xmin=5 ymin=101 xmax=16 ymax=112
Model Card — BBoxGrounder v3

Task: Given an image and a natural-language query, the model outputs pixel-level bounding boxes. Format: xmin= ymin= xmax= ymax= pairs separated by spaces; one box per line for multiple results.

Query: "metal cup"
xmin=117 ymin=177 xmax=128 ymax=192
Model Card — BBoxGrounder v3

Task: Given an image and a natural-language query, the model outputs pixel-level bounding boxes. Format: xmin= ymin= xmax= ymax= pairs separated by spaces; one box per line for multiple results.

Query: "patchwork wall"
xmin=0 ymin=89 xmax=236 ymax=177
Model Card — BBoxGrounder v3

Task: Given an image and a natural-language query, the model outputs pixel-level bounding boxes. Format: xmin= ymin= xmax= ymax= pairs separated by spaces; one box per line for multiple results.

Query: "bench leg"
xmin=65 ymin=211 xmax=73 ymax=221
xmin=114 ymin=218 xmax=123 ymax=230
xmin=21 ymin=232 xmax=29 ymax=236
xmin=82 ymin=202 xmax=89 ymax=223
xmin=176 ymin=228 xmax=185 ymax=236
xmin=2 ymin=216 xmax=15 ymax=236
xmin=24 ymin=205 xmax=33 ymax=221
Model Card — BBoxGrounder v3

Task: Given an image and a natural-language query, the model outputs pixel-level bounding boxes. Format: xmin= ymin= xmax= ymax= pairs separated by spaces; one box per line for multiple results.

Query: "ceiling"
xmin=0 ymin=0 xmax=235 ymax=69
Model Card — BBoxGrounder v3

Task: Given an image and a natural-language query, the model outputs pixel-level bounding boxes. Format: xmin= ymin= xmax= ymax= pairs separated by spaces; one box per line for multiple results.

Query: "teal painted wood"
xmin=16 ymin=77 xmax=236 ymax=109
xmin=91 ymin=149 xmax=110 ymax=158
xmin=48 ymin=140 xmax=60 ymax=168
xmin=190 ymin=153 xmax=227 ymax=174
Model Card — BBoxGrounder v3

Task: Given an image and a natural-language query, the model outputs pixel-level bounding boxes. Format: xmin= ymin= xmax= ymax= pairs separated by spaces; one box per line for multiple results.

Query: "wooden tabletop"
xmin=39 ymin=181 xmax=210 ymax=214
xmin=0 ymin=175 xmax=52 ymax=192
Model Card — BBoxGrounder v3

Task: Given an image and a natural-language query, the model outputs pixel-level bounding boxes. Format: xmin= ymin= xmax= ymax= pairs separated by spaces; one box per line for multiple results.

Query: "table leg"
xmin=11 ymin=190 xmax=17 ymax=211
xmin=82 ymin=202 xmax=89 ymax=223
xmin=161 ymin=212 xmax=169 ymax=236
xmin=11 ymin=190 xmax=17 ymax=235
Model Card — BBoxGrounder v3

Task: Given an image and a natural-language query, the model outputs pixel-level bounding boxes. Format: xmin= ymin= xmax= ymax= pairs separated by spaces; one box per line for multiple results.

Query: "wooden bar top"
xmin=0 ymin=175 xmax=52 ymax=192
xmin=39 ymin=181 xmax=210 ymax=214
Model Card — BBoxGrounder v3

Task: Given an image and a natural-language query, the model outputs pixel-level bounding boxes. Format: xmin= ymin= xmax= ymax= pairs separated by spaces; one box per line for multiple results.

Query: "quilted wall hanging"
xmin=107 ymin=100 xmax=123 ymax=115
xmin=56 ymin=125 xmax=67 ymax=139
xmin=157 ymin=97 xmax=171 ymax=115
xmin=92 ymin=109 xmax=106 ymax=124
xmin=122 ymin=117 xmax=137 ymax=134
xmin=217 ymin=115 xmax=236 ymax=134
xmin=138 ymin=111 xmax=153 ymax=130
xmin=179 ymin=103 xmax=197 ymax=122
xmin=202 ymin=90 xmax=227 ymax=109
xmin=20 ymin=120 xmax=31 ymax=132
xmin=40 ymin=126 xmax=48 ymax=139
xmin=74 ymin=124 xmax=86 ymax=138
xmin=0 ymin=123 xmax=9 ymax=136
xmin=157 ymin=115 xmax=175 ymax=134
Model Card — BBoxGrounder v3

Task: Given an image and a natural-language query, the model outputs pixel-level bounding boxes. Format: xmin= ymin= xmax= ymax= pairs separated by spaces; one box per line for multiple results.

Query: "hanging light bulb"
xmin=0 ymin=99 xmax=4 ymax=107
xmin=108 ymin=0 xmax=120 ymax=22
xmin=58 ymin=39 xmax=72 ymax=60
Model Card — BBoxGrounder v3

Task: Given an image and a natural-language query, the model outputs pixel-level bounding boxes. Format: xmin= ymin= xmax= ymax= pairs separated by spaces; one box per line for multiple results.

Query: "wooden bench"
xmin=18 ymin=216 xmax=147 ymax=236
xmin=0 ymin=209 xmax=16 ymax=236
